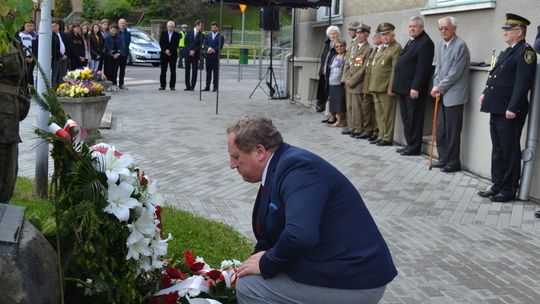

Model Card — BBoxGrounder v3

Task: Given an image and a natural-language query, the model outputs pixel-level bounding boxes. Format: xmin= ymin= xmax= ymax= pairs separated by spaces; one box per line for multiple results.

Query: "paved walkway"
xmin=18 ymin=65 xmax=540 ymax=303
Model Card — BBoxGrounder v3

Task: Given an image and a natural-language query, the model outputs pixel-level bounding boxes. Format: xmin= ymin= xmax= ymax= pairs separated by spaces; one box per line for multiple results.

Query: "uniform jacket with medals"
xmin=341 ymin=41 xmax=372 ymax=94
xmin=481 ymin=40 xmax=536 ymax=115
xmin=368 ymin=41 xmax=402 ymax=94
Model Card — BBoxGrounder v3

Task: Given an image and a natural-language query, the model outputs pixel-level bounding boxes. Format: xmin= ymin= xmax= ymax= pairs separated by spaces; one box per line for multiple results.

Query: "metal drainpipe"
xmin=518 ymin=57 xmax=540 ymax=201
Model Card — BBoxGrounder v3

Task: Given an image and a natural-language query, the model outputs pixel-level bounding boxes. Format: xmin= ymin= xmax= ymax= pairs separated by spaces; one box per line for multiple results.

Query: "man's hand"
xmin=237 ymin=251 xmax=265 ymax=277
xmin=387 ymin=90 xmax=395 ymax=97
xmin=61 ymin=55 xmax=68 ymax=61
xmin=165 ymin=49 xmax=171 ymax=56
xmin=410 ymin=89 xmax=419 ymax=100
xmin=189 ymin=50 xmax=195 ymax=57
xmin=505 ymin=110 xmax=516 ymax=119
xmin=431 ymin=86 xmax=440 ymax=98
xmin=479 ymin=93 xmax=484 ymax=105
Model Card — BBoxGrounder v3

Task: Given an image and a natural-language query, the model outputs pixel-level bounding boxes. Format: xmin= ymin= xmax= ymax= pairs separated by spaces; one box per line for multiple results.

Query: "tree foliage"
xmin=54 ymin=0 xmax=73 ymax=19
xmin=100 ymin=0 xmax=132 ymax=22
xmin=82 ymin=0 xmax=100 ymax=22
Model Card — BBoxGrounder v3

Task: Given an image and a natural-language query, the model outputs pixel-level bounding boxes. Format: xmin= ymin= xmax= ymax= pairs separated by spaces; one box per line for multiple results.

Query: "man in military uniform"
xmin=0 ymin=41 xmax=31 ymax=203
xmin=359 ymin=31 xmax=383 ymax=141
xmin=478 ymin=14 xmax=536 ymax=202
xmin=340 ymin=21 xmax=359 ymax=134
xmin=341 ymin=24 xmax=373 ymax=138
xmin=368 ymin=23 xmax=402 ymax=146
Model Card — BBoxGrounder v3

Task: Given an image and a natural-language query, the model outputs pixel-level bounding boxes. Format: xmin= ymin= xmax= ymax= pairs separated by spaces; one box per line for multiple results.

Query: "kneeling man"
xmin=227 ymin=114 xmax=397 ymax=304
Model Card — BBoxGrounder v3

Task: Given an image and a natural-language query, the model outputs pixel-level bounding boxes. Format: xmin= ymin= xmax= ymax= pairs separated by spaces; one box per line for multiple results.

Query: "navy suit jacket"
xmin=185 ymin=29 xmax=204 ymax=57
xmin=392 ymin=30 xmax=435 ymax=95
xmin=204 ymin=32 xmax=224 ymax=59
xmin=481 ymin=40 xmax=536 ymax=115
xmin=159 ymin=31 xmax=181 ymax=58
xmin=254 ymin=142 xmax=397 ymax=290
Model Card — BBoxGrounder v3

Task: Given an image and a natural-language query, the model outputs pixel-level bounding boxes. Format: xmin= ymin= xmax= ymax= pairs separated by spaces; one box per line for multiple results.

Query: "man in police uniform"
xmin=341 ymin=24 xmax=373 ymax=138
xmin=478 ymin=14 xmax=536 ymax=202
xmin=178 ymin=24 xmax=187 ymax=68
xmin=368 ymin=23 xmax=402 ymax=146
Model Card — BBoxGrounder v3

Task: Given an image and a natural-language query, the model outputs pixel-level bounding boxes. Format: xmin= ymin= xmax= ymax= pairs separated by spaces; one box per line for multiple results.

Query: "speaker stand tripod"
xmin=249 ymin=30 xmax=280 ymax=99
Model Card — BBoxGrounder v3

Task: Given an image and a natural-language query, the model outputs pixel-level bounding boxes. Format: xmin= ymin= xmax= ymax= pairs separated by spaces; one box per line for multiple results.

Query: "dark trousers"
xmin=178 ymin=48 xmax=185 ymax=67
xmin=105 ymin=55 xmax=119 ymax=85
xmin=489 ymin=113 xmax=527 ymax=196
xmin=205 ymin=56 xmax=218 ymax=89
xmin=160 ymin=55 xmax=177 ymax=89
xmin=316 ymin=75 xmax=328 ymax=109
xmin=185 ymin=54 xmax=199 ymax=89
xmin=0 ymin=143 xmax=18 ymax=203
xmin=118 ymin=55 xmax=128 ymax=86
xmin=51 ymin=57 xmax=68 ymax=89
xmin=399 ymin=93 xmax=426 ymax=152
xmin=26 ymin=61 xmax=35 ymax=85
xmin=436 ymin=101 xmax=464 ymax=168
xmin=98 ymin=57 xmax=105 ymax=71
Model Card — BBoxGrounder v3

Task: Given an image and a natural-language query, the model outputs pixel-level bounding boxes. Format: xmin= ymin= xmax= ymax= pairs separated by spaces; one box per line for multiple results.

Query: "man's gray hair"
xmin=409 ymin=15 xmax=425 ymax=27
xmin=227 ymin=115 xmax=283 ymax=153
xmin=167 ymin=21 xmax=175 ymax=27
xmin=326 ymin=25 xmax=341 ymax=38
xmin=438 ymin=16 xmax=457 ymax=27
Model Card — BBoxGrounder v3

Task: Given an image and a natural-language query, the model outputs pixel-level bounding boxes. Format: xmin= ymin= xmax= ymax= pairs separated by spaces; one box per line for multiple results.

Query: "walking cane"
xmin=429 ymin=93 xmax=440 ymax=170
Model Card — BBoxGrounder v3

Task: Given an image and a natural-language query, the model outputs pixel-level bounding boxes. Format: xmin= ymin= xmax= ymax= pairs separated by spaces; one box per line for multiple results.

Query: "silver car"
xmin=127 ymin=28 xmax=161 ymax=67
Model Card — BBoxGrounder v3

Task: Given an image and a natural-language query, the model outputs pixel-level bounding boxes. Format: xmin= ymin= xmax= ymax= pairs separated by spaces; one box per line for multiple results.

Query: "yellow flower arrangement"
xmin=56 ymin=80 xmax=104 ymax=98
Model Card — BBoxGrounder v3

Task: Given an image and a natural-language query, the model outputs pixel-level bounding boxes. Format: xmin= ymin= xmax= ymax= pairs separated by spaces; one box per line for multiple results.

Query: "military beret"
xmin=356 ymin=23 xmax=371 ymax=33
xmin=376 ymin=22 xmax=395 ymax=34
xmin=502 ymin=13 xmax=530 ymax=29
xmin=348 ymin=21 xmax=360 ymax=30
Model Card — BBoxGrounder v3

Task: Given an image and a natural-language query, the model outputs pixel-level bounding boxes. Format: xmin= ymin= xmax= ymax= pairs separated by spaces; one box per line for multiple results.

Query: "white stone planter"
xmin=59 ymin=95 xmax=111 ymax=142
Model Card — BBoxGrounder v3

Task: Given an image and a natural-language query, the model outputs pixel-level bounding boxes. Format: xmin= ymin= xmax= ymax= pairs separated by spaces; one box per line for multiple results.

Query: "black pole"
xmin=216 ymin=0 xmax=223 ymax=114
xmin=291 ymin=8 xmax=296 ymax=102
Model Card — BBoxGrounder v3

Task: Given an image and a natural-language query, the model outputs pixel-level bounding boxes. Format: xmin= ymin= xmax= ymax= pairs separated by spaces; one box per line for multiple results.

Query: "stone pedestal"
xmin=59 ymin=95 xmax=111 ymax=142
xmin=0 ymin=221 xmax=59 ymax=304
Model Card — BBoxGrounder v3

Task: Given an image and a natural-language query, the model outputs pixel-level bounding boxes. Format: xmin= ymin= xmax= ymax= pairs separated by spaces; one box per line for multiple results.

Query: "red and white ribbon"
xmin=49 ymin=123 xmax=71 ymax=140
xmin=63 ymin=119 xmax=88 ymax=144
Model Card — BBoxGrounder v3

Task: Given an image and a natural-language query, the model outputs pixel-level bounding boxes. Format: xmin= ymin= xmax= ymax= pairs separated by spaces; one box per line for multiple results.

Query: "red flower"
xmin=140 ymin=170 xmax=148 ymax=186
xmin=184 ymin=251 xmax=195 ymax=267
xmin=206 ymin=269 xmax=222 ymax=281
xmin=161 ymin=275 xmax=172 ymax=288
xmin=150 ymin=292 xmax=178 ymax=304
xmin=166 ymin=266 xmax=186 ymax=280
xmin=190 ymin=261 xmax=206 ymax=273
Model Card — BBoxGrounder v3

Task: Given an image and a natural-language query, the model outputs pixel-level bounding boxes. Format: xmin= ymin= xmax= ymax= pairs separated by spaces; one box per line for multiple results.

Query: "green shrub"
xmin=54 ymin=0 xmax=73 ymax=19
xmin=100 ymin=0 xmax=132 ymax=22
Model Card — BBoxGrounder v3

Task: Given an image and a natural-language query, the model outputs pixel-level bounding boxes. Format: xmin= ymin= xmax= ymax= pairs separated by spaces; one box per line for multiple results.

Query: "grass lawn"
xmin=11 ymin=177 xmax=254 ymax=266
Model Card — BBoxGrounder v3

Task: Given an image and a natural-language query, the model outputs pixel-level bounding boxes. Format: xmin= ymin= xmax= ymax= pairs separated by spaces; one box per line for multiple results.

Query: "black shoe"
xmin=321 ymin=118 xmax=330 ymax=123
xmin=377 ymin=140 xmax=393 ymax=146
xmin=351 ymin=132 xmax=362 ymax=138
xmin=400 ymin=149 xmax=420 ymax=156
xmin=159 ymin=87 xmax=165 ymax=90
xmin=535 ymin=210 xmax=540 ymax=218
xmin=315 ymin=104 xmax=325 ymax=112
xmin=368 ymin=135 xmax=378 ymax=141
xmin=441 ymin=165 xmax=461 ymax=173
xmin=202 ymin=87 xmax=210 ymax=91
xmin=212 ymin=88 xmax=217 ymax=92
xmin=341 ymin=129 xmax=353 ymax=135
xmin=357 ymin=133 xmax=370 ymax=139
xmin=395 ymin=147 xmax=407 ymax=153
xmin=491 ymin=193 xmax=516 ymax=202
xmin=478 ymin=189 xmax=497 ymax=198
xmin=370 ymin=139 xmax=381 ymax=145
xmin=184 ymin=88 xmax=193 ymax=91
xmin=170 ymin=87 xmax=175 ymax=91
xmin=430 ymin=162 xmax=446 ymax=168
xmin=178 ymin=65 xmax=183 ymax=68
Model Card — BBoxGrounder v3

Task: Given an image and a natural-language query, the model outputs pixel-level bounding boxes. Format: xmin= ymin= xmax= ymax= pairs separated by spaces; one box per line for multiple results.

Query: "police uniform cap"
xmin=356 ymin=23 xmax=371 ymax=33
xmin=348 ymin=21 xmax=360 ymax=31
xmin=502 ymin=13 xmax=530 ymax=29
xmin=181 ymin=24 xmax=188 ymax=29
xmin=376 ymin=22 xmax=395 ymax=34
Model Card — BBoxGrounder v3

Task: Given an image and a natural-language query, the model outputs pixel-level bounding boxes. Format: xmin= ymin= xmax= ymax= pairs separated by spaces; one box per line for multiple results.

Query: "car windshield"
xmin=130 ymin=30 xmax=155 ymax=44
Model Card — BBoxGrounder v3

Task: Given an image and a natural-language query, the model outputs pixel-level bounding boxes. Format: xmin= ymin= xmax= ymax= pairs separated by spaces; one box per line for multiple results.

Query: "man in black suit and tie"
xmin=392 ymin=16 xmax=434 ymax=156
xmin=203 ymin=22 xmax=225 ymax=92
xmin=184 ymin=20 xmax=204 ymax=91
xmin=159 ymin=21 xmax=181 ymax=90
xmin=478 ymin=14 xmax=536 ymax=202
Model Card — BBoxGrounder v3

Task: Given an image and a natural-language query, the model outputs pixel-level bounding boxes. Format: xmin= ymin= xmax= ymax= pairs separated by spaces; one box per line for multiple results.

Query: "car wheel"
xmin=152 ymin=63 xmax=160 ymax=67
xmin=127 ymin=54 xmax=133 ymax=65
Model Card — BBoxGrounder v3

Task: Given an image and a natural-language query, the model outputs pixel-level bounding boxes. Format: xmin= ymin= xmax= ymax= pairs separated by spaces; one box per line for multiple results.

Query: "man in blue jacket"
xmin=227 ymin=115 xmax=397 ymax=304
xmin=203 ymin=22 xmax=224 ymax=92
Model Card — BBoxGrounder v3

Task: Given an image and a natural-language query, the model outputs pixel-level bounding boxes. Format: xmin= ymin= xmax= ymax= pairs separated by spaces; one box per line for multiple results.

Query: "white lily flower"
xmin=150 ymin=233 xmax=172 ymax=256
xmin=128 ymin=208 xmax=158 ymax=236
xmin=233 ymin=259 xmax=242 ymax=268
xmin=104 ymin=182 xmax=140 ymax=222
xmin=220 ymin=260 xmax=233 ymax=271
xmin=126 ymin=228 xmax=151 ymax=260
xmin=104 ymin=147 xmax=134 ymax=184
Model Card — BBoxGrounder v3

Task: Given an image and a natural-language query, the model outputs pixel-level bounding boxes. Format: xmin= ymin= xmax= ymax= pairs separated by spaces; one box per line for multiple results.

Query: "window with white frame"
xmin=421 ymin=0 xmax=496 ymax=15
xmin=316 ymin=0 xmax=342 ymax=21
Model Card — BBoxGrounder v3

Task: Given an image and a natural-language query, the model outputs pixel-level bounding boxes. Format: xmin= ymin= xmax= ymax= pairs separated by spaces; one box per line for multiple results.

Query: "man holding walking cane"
xmin=430 ymin=16 xmax=470 ymax=173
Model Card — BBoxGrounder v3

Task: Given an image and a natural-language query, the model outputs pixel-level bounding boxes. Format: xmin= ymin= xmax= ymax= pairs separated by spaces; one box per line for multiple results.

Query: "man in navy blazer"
xmin=228 ymin=115 xmax=397 ymax=304
xmin=203 ymin=22 xmax=224 ymax=92
xmin=184 ymin=20 xmax=204 ymax=91
xmin=478 ymin=14 xmax=536 ymax=202
xmin=159 ymin=21 xmax=181 ymax=90
xmin=392 ymin=16 xmax=434 ymax=156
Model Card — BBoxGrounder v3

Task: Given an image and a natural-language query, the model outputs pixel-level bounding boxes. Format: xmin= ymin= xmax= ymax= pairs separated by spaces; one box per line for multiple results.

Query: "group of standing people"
xmin=315 ymin=13 xmax=537 ymax=202
xmin=18 ymin=18 xmax=131 ymax=91
xmin=159 ymin=20 xmax=224 ymax=92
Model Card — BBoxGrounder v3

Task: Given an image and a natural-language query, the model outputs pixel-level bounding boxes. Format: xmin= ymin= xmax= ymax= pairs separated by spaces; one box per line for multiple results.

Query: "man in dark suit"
xmin=203 ymin=22 xmax=224 ymax=92
xmin=392 ymin=16 xmax=434 ymax=156
xmin=184 ymin=20 xmax=204 ymax=91
xmin=117 ymin=18 xmax=131 ymax=90
xmin=159 ymin=21 xmax=181 ymax=90
xmin=478 ymin=14 xmax=536 ymax=202
xmin=51 ymin=19 xmax=70 ymax=89
xmin=227 ymin=115 xmax=397 ymax=304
